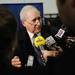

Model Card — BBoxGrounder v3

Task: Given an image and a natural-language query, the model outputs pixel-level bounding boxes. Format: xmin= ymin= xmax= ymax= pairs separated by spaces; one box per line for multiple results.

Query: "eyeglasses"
xmin=26 ymin=17 xmax=41 ymax=26
xmin=32 ymin=17 xmax=41 ymax=22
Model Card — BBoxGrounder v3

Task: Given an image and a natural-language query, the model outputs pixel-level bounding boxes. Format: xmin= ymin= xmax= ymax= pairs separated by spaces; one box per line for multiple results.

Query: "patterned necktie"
xmin=32 ymin=34 xmax=46 ymax=66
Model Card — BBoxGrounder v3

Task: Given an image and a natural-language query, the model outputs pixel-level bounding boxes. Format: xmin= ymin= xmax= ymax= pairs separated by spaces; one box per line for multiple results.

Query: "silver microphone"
xmin=46 ymin=35 xmax=63 ymax=52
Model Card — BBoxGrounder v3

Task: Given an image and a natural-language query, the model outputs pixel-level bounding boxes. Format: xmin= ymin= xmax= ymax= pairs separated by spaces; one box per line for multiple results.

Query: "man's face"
xmin=23 ymin=10 xmax=41 ymax=34
xmin=57 ymin=0 xmax=75 ymax=33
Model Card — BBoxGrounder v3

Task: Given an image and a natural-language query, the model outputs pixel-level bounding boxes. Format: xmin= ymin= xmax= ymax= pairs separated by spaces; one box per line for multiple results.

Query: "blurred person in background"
xmin=0 ymin=5 xmax=19 ymax=75
xmin=56 ymin=0 xmax=75 ymax=74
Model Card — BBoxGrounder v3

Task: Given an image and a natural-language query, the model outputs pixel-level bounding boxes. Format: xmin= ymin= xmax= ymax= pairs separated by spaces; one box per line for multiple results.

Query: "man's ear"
xmin=23 ymin=21 xmax=29 ymax=27
xmin=22 ymin=21 xmax=26 ymax=27
xmin=69 ymin=0 xmax=75 ymax=8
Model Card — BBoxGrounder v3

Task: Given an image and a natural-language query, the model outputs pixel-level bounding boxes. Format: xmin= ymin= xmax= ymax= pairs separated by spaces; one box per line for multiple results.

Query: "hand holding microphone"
xmin=45 ymin=35 xmax=63 ymax=52
xmin=33 ymin=35 xmax=61 ymax=61
xmin=33 ymin=36 xmax=47 ymax=65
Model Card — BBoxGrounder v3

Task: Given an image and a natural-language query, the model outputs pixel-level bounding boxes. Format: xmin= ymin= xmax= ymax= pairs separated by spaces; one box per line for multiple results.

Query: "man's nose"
xmin=36 ymin=19 xmax=41 ymax=25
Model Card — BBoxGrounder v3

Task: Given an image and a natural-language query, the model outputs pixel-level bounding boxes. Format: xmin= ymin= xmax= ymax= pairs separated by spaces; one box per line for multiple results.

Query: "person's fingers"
xmin=13 ymin=56 xmax=19 ymax=59
xmin=14 ymin=65 xmax=22 ymax=67
xmin=12 ymin=64 xmax=22 ymax=68
xmin=42 ymin=50 xmax=59 ymax=57
xmin=11 ymin=56 xmax=22 ymax=68
xmin=53 ymin=51 xmax=59 ymax=56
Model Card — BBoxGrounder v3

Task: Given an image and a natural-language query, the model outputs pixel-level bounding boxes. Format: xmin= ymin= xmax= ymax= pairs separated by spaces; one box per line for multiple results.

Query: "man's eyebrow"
xmin=32 ymin=17 xmax=41 ymax=22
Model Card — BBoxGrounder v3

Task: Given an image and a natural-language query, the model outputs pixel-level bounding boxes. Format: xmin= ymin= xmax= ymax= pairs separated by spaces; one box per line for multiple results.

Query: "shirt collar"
xmin=27 ymin=30 xmax=41 ymax=38
xmin=27 ymin=30 xmax=34 ymax=40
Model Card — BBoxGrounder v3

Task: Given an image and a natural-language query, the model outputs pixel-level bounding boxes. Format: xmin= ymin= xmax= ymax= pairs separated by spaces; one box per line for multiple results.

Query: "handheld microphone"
xmin=34 ymin=35 xmax=62 ymax=51
xmin=46 ymin=36 xmax=56 ymax=48
xmin=45 ymin=35 xmax=63 ymax=52
xmin=55 ymin=28 xmax=65 ymax=39
xmin=33 ymin=36 xmax=46 ymax=66
xmin=55 ymin=25 xmax=66 ymax=39
xmin=34 ymin=35 xmax=46 ymax=50
xmin=54 ymin=25 xmax=75 ymax=48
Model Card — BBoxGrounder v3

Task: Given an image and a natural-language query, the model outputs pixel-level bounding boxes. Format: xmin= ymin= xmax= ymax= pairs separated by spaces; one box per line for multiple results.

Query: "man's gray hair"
xmin=20 ymin=5 xmax=40 ymax=22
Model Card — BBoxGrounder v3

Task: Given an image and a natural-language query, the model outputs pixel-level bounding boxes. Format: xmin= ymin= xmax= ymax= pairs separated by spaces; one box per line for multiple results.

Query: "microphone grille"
xmin=46 ymin=36 xmax=56 ymax=46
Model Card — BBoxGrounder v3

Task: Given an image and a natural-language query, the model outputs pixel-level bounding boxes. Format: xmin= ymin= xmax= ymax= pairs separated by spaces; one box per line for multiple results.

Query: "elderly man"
xmin=11 ymin=5 xmax=62 ymax=74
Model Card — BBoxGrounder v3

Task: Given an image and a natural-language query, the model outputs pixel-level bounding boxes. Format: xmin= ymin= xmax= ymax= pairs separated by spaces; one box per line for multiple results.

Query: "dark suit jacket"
xmin=16 ymin=25 xmax=54 ymax=74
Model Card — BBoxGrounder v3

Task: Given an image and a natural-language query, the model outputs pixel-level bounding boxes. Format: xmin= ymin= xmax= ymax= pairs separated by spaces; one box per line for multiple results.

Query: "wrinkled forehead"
xmin=26 ymin=10 xmax=40 ymax=20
